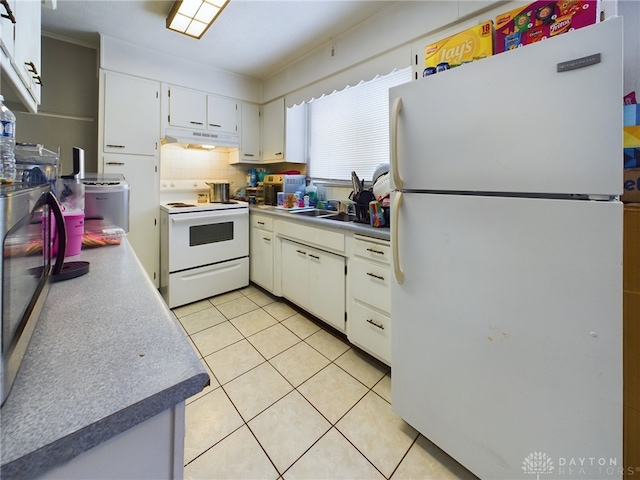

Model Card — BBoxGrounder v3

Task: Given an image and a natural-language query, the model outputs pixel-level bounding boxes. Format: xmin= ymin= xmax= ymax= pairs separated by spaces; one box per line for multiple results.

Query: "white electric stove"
xmin=160 ymin=179 xmax=248 ymax=213
xmin=159 ymin=179 xmax=249 ymax=308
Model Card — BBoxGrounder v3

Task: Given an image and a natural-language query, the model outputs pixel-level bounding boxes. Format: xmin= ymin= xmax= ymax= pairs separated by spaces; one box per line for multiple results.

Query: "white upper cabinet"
xmin=12 ymin=0 xmax=41 ymax=103
xmin=285 ymin=103 xmax=307 ymax=163
xmin=0 ymin=0 xmax=15 ymax=57
xmin=261 ymin=98 xmax=306 ymax=163
xmin=261 ymin=98 xmax=284 ymax=161
xmin=103 ymin=72 xmax=160 ymax=156
xmin=0 ymin=0 xmax=41 ymax=111
xmin=240 ymin=101 xmax=260 ymax=161
xmin=168 ymin=86 xmax=207 ymax=129
xmin=206 ymin=95 xmax=237 ymax=135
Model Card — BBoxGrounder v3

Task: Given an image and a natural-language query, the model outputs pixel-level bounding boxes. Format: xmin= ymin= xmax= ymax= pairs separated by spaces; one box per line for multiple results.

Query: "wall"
xmin=7 ymin=36 xmax=99 ymax=175
xmin=620 ymin=0 xmax=640 ymax=98
xmin=264 ymin=1 xmax=501 ymax=105
xmin=100 ymin=35 xmax=261 ymax=103
xmin=160 ymin=144 xmax=247 ymax=187
xmin=264 ymin=0 xmax=631 ymax=106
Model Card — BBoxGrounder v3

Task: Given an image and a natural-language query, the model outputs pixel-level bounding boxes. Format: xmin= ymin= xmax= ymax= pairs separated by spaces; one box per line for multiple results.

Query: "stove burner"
xmin=167 ymin=202 xmax=196 ymax=208
xmin=211 ymin=200 xmax=238 ymax=205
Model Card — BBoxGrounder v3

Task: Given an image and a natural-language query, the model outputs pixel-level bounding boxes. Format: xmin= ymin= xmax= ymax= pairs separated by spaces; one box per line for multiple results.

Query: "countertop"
xmin=0 ymin=240 xmax=208 ymax=479
xmin=249 ymin=205 xmax=391 ymax=241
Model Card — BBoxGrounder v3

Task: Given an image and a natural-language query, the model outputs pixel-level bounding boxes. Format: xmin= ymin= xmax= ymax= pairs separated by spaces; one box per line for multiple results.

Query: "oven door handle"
xmin=170 ymin=211 xmax=247 ymax=224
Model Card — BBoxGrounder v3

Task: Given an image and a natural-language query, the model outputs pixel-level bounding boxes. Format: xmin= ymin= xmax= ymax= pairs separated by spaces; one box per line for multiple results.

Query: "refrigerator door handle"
xmin=392 ymin=191 xmax=404 ymax=284
xmin=390 ymin=97 xmax=403 ymax=190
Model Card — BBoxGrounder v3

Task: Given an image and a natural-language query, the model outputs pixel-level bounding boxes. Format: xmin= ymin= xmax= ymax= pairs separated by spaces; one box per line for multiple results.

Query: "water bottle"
xmin=305 ymin=180 xmax=318 ymax=207
xmin=0 ymin=95 xmax=16 ymax=184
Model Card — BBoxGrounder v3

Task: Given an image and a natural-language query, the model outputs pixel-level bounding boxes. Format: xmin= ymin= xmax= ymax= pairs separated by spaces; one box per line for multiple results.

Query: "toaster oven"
xmin=263 ymin=174 xmax=306 ymax=206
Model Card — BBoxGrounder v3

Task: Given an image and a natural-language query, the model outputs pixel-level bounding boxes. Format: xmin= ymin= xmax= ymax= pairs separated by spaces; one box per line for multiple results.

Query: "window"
xmin=307 ymin=67 xmax=411 ymax=182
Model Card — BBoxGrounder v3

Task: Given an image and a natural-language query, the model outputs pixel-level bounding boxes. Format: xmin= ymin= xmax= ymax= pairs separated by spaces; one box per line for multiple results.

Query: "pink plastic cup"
xmin=63 ymin=212 xmax=85 ymax=256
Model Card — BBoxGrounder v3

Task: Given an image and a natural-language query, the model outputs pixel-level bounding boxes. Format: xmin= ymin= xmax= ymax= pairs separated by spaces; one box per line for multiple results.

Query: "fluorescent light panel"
xmin=167 ymin=0 xmax=229 ymax=39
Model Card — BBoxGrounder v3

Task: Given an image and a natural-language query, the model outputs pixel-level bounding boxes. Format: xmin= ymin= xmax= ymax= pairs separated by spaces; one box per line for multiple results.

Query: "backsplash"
xmin=160 ymin=144 xmax=354 ymax=201
xmin=160 ymin=144 xmax=247 ymax=187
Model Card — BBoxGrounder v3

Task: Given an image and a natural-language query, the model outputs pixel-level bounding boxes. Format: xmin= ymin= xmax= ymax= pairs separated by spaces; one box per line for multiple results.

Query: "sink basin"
xmin=288 ymin=209 xmax=335 ymax=217
xmin=322 ymin=213 xmax=357 ymax=222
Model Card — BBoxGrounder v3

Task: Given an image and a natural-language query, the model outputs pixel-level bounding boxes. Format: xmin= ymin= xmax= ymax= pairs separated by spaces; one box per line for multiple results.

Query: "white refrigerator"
xmin=389 ymin=17 xmax=623 ymax=480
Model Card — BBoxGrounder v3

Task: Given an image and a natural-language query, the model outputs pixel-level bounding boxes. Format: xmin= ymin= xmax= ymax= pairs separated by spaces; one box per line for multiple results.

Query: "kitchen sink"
xmin=288 ymin=209 xmax=335 ymax=217
xmin=288 ymin=208 xmax=356 ymax=223
xmin=321 ymin=213 xmax=357 ymax=222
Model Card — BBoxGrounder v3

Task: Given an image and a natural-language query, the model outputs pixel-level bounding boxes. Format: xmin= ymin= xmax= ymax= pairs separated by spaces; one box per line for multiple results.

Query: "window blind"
xmin=307 ymin=67 xmax=411 ymax=182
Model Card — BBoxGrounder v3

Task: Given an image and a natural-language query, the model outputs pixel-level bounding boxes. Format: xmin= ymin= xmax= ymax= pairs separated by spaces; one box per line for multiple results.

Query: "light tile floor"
xmin=172 ymin=285 xmax=477 ymax=480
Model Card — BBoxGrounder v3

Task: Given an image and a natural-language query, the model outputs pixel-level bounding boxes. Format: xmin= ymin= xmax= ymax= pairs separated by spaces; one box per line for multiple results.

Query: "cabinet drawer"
xmin=350 ymin=258 xmax=390 ymax=313
xmin=349 ymin=300 xmax=391 ymax=365
xmin=353 ymin=237 xmax=391 ymax=266
xmin=276 ymin=219 xmax=344 ymax=253
xmin=251 ymin=214 xmax=273 ymax=231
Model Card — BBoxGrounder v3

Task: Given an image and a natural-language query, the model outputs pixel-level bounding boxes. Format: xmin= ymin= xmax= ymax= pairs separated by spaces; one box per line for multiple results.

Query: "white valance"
xmin=282 ymin=44 xmax=411 ymax=108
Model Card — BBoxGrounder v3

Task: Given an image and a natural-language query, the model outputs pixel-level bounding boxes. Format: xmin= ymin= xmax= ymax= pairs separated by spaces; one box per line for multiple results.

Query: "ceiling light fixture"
xmin=166 ymin=0 xmax=230 ymax=39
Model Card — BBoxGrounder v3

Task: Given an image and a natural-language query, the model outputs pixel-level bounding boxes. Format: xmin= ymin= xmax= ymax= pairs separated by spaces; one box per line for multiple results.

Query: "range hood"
xmin=163 ymin=128 xmax=239 ymax=148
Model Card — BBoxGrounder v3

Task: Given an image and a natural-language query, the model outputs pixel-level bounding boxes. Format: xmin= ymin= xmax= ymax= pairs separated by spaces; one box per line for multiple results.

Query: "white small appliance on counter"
xmin=263 ymin=174 xmax=306 ymax=206
xmin=82 ymin=174 xmax=130 ymax=234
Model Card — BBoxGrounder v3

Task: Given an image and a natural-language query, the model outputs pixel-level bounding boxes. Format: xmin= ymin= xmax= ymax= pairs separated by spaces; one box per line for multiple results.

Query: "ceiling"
xmin=41 ymin=0 xmax=398 ymax=80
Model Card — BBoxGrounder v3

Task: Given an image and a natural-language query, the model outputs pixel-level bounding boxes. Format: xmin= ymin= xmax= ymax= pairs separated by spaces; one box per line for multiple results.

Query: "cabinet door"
xmin=240 ymin=102 xmax=261 ymax=161
xmin=285 ymin=103 xmax=307 ymax=163
xmin=350 ymin=258 xmax=391 ymax=314
xmin=207 ymin=95 xmax=237 ymax=134
xmin=0 ymin=0 xmax=15 ymax=57
xmin=308 ymin=247 xmax=345 ymax=332
xmin=250 ymin=227 xmax=273 ymax=292
xmin=12 ymin=0 xmax=40 ymax=103
xmin=281 ymin=239 xmax=309 ymax=309
xmin=104 ymin=73 xmax=160 ymax=156
xmin=261 ymin=98 xmax=284 ymax=161
xmin=168 ymin=86 xmax=206 ymax=129
xmin=103 ymin=154 xmax=159 ymax=286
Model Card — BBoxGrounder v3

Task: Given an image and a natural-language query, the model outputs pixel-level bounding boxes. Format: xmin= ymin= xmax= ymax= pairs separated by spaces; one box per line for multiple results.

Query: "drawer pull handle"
xmin=1 ymin=1 xmax=16 ymax=23
xmin=366 ymin=318 xmax=385 ymax=330
xmin=366 ymin=272 xmax=385 ymax=281
xmin=190 ymin=121 xmax=204 ymax=125
xmin=106 ymin=162 xmax=125 ymax=165
xmin=263 ymin=237 xmax=271 ymax=242
xmin=209 ymin=123 xmax=222 ymax=128
xmin=275 ymin=152 xmax=283 ymax=156
xmin=106 ymin=144 xmax=126 ymax=148
xmin=257 ymin=221 xmax=265 ymax=225
xmin=366 ymin=248 xmax=384 ymax=255
xmin=296 ymin=249 xmax=307 ymax=255
xmin=309 ymin=254 xmax=320 ymax=260
xmin=244 ymin=153 xmax=255 ymax=157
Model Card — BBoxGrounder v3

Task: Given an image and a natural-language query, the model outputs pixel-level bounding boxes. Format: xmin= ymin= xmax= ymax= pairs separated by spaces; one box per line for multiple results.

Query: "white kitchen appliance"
xmin=159 ymin=179 xmax=249 ymax=308
xmin=82 ymin=174 xmax=130 ymax=233
xmin=389 ymin=17 xmax=623 ymax=480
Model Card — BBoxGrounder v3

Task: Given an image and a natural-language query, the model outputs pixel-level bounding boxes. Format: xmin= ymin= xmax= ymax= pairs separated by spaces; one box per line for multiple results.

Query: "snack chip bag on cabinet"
xmin=495 ymin=0 xmax=598 ymax=54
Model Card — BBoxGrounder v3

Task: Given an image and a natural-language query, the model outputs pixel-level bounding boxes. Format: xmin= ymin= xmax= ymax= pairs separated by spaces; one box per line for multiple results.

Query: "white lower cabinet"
xmin=250 ymin=214 xmax=274 ymax=292
xmin=38 ymin=403 xmax=185 ymax=480
xmin=103 ymin=154 xmax=159 ymax=286
xmin=347 ymin=236 xmax=392 ymax=365
xmin=281 ymin=238 xmax=346 ymax=332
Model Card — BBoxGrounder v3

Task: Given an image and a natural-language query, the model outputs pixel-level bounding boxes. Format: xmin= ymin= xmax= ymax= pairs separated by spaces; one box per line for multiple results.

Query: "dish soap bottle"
xmin=305 ymin=180 xmax=318 ymax=207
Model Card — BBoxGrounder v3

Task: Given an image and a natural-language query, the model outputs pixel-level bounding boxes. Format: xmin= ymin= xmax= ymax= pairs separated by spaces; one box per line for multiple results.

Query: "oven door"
xmin=167 ymin=209 xmax=249 ymax=272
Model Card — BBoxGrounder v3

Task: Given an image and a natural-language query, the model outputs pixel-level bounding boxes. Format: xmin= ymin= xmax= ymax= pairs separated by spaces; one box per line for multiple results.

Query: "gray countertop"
xmin=250 ymin=205 xmax=391 ymax=241
xmin=0 ymin=240 xmax=208 ymax=479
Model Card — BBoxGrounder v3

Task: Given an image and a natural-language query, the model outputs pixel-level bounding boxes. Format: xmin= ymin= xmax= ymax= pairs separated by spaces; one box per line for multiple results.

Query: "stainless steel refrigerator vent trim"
xmin=557 ymin=53 xmax=601 ymax=72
